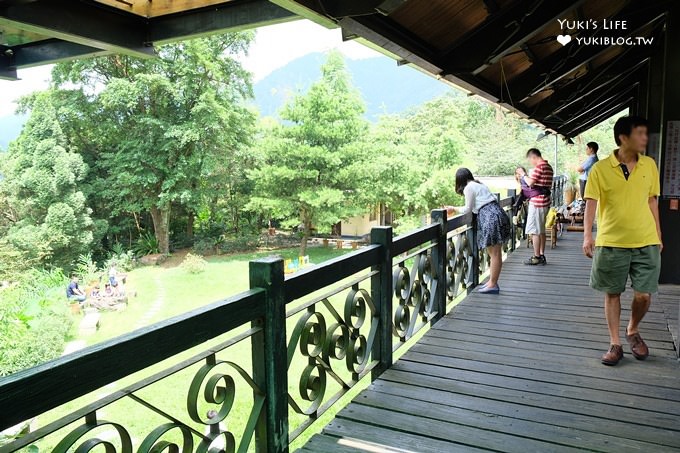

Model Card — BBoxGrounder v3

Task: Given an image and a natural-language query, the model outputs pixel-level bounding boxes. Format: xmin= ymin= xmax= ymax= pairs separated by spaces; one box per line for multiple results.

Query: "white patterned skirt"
xmin=477 ymin=201 xmax=511 ymax=249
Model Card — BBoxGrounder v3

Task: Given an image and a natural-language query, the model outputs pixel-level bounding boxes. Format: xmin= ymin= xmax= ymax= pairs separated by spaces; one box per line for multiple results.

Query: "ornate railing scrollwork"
xmin=53 ymin=416 xmax=133 ymax=453
xmin=187 ymin=356 xmax=264 ymax=453
xmin=392 ymin=248 xmax=437 ymax=344
xmin=446 ymin=230 xmax=474 ymax=303
xmin=286 ymin=282 xmax=377 ymax=429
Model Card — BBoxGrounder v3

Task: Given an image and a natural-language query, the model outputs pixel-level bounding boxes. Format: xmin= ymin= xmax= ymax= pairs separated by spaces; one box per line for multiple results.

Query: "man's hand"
xmin=583 ymin=235 xmax=595 ymax=258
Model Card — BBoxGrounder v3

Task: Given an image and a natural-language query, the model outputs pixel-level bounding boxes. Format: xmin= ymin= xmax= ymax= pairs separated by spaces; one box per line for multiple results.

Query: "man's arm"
xmin=583 ymin=198 xmax=598 ymax=258
xmin=649 ymin=196 xmax=663 ymax=252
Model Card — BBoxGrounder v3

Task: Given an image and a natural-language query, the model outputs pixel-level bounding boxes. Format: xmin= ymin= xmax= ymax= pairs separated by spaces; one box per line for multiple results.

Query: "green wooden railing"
xmin=0 ymin=193 xmax=524 ymax=453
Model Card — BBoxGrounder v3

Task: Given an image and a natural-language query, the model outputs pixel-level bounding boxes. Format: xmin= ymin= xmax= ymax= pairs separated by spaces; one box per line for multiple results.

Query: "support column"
xmin=659 ymin=2 xmax=680 ymax=284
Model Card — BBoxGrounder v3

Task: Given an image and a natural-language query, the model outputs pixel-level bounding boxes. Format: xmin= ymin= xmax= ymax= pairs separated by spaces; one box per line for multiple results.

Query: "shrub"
xmin=180 ymin=253 xmax=207 ymax=274
xmin=0 ymin=270 xmax=73 ymax=377
xmin=104 ymin=244 xmax=136 ymax=272
xmin=217 ymin=234 xmax=260 ymax=254
xmin=192 ymin=237 xmax=218 ymax=256
xmin=133 ymin=231 xmax=160 ymax=257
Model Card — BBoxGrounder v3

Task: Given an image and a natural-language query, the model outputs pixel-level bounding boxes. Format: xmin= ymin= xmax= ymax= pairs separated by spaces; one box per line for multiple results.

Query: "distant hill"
xmin=0 ymin=113 xmax=27 ymax=151
xmin=253 ymin=53 xmax=452 ymax=121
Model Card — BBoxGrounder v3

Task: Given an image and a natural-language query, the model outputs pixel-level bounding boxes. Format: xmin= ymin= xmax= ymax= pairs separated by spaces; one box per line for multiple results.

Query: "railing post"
xmin=469 ymin=215 xmax=480 ymax=292
xmin=250 ymin=257 xmax=288 ymax=453
xmin=430 ymin=209 xmax=448 ymax=324
xmin=507 ymin=189 xmax=517 ymax=252
xmin=370 ymin=226 xmax=393 ymax=381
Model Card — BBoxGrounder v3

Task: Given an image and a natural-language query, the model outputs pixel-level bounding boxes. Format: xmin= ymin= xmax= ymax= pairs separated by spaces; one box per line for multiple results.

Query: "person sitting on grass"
xmin=66 ymin=276 xmax=87 ymax=306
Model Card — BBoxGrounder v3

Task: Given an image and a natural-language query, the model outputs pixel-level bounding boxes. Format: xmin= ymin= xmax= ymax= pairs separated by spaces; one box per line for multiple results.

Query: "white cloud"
xmin=0 ymin=65 xmax=52 ymax=116
xmin=240 ymin=20 xmax=381 ymax=81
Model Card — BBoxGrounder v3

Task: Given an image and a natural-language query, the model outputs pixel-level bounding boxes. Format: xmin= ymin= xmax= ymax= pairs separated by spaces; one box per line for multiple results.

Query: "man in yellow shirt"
xmin=583 ymin=116 xmax=663 ymax=366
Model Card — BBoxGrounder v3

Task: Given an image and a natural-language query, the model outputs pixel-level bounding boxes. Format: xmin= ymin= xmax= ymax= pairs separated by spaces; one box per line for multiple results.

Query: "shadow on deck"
xmin=302 ymin=232 xmax=680 ymax=452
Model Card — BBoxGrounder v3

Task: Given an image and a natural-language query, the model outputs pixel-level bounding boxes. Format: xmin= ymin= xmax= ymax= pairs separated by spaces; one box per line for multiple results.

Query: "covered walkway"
xmin=303 ymin=233 xmax=680 ymax=452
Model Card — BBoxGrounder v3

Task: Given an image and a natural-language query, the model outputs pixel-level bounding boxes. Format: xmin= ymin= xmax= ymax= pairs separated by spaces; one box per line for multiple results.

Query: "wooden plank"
xmin=354 ymin=388 xmax=664 ymax=451
xmin=380 ymin=368 xmax=680 ymax=447
xmin=444 ymin=311 xmax=670 ymax=341
xmin=0 ymin=288 xmax=266 ymax=430
xmin=432 ymin=321 xmax=677 ymax=351
xmin=389 ymin=360 xmax=680 ymax=429
xmin=332 ymin=403 xmax=583 ymax=453
xmin=314 ymin=419 xmax=488 ymax=453
xmin=403 ymin=345 xmax=680 ymax=403
xmin=453 ymin=304 xmax=670 ymax=328
xmin=367 ymin=379 xmax=680 ymax=448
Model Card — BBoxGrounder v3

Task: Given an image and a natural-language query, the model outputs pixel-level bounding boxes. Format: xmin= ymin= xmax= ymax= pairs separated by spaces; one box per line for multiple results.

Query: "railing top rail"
xmin=0 ymin=288 xmax=266 ymax=431
xmin=284 ymin=244 xmax=382 ymax=302
xmin=392 ymin=223 xmax=439 ymax=256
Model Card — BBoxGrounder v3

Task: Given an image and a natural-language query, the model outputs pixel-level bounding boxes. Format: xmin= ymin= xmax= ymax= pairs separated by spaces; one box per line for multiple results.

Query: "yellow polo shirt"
xmin=584 ymin=151 xmax=661 ymax=248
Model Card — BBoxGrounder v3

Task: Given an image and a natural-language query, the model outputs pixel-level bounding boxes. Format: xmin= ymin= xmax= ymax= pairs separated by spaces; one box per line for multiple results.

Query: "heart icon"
xmin=557 ymin=34 xmax=572 ymax=46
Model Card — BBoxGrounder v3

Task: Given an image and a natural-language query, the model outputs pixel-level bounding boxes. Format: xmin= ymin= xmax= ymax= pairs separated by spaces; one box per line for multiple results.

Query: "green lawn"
xmin=32 ymin=245 xmax=359 ymax=452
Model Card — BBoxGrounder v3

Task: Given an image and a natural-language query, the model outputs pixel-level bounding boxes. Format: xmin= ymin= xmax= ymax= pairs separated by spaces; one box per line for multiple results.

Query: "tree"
xmin=0 ymin=92 xmax=94 ymax=270
xmin=350 ymin=94 xmax=466 ymax=231
xmin=247 ymin=52 xmax=368 ymax=255
xmin=50 ymin=34 xmax=256 ymax=254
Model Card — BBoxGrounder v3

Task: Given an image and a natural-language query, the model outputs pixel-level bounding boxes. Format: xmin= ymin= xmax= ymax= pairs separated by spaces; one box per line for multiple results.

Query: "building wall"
xmin=342 ymin=208 xmax=380 ymax=237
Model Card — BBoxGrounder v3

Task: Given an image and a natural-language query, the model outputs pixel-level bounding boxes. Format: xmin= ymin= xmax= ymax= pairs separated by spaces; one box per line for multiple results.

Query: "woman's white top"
xmin=459 ymin=181 xmax=497 ymax=214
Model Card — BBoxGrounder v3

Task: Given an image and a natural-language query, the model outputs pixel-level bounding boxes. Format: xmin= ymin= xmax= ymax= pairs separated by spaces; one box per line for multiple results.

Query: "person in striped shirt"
xmin=517 ymin=148 xmax=554 ymax=265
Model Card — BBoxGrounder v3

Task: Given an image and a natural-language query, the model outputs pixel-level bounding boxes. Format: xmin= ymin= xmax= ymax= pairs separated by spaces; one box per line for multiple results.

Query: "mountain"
xmin=253 ymin=53 xmax=453 ymax=121
xmin=0 ymin=113 xmax=27 ymax=151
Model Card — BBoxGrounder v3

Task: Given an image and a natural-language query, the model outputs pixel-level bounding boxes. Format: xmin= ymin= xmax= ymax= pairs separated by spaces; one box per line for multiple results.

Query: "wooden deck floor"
xmin=302 ymin=232 xmax=680 ymax=452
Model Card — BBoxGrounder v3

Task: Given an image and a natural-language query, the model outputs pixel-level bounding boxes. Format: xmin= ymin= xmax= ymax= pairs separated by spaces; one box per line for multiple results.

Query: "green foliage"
xmin=47 ymin=34 xmax=256 ymax=255
xmin=349 ymin=94 xmax=466 ymax=227
xmin=180 ymin=253 xmax=208 ymax=274
xmin=104 ymin=244 xmax=137 ymax=272
xmin=0 ymin=92 xmax=94 ymax=270
xmin=133 ymin=231 xmax=161 ymax=257
xmin=0 ymin=269 xmax=73 ymax=376
xmin=74 ymin=253 xmax=100 ymax=284
xmin=247 ymin=52 xmax=368 ymax=254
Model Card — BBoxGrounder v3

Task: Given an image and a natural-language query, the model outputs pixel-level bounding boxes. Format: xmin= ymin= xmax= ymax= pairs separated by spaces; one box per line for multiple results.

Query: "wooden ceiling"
xmin=275 ymin=0 xmax=670 ymax=137
xmin=92 ymin=0 xmax=238 ymax=18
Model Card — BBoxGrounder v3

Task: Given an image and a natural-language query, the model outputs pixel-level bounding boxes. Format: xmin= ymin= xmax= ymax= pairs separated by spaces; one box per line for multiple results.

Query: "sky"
xmin=0 ymin=20 xmax=382 ymax=117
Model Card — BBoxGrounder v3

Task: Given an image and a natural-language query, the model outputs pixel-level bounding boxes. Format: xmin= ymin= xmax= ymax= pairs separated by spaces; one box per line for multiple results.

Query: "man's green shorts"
xmin=590 ymin=245 xmax=661 ymax=294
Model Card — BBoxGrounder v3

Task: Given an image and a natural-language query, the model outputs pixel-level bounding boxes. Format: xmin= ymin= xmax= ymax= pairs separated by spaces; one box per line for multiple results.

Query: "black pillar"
xmin=659 ymin=2 xmax=680 ymax=284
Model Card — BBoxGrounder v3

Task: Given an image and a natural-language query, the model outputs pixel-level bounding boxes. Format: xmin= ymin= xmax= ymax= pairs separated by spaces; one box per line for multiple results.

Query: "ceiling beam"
xmin=529 ymin=46 xmax=652 ymax=120
xmin=533 ymin=57 xmax=649 ymax=122
xmin=149 ymin=0 xmax=299 ymax=44
xmin=440 ymin=0 xmax=587 ymax=75
xmin=509 ymin=6 xmax=667 ymax=103
xmin=563 ymin=99 xmax=632 ymax=137
xmin=313 ymin=0 xmax=407 ymax=18
xmin=10 ymin=38 xmax=109 ymax=68
xmin=0 ymin=0 xmax=154 ymax=59
xmin=555 ymin=82 xmax=639 ymax=129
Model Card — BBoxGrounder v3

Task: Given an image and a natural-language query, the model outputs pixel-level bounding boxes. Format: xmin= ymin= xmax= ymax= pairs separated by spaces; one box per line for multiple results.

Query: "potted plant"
xmin=564 ymin=171 xmax=579 ymax=205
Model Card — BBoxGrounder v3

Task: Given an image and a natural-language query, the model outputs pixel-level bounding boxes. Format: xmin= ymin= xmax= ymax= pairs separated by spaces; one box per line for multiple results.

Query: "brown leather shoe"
xmin=601 ymin=344 xmax=624 ymax=366
xmin=626 ymin=332 xmax=649 ymax=360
